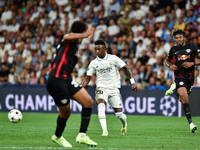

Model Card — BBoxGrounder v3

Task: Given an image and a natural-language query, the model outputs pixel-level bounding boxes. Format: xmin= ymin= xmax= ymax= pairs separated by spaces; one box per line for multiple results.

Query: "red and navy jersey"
xmin=49 ymin=39 xmax=79 ymax=80
xmin=168 ymin=43 xmax=200 ymax=79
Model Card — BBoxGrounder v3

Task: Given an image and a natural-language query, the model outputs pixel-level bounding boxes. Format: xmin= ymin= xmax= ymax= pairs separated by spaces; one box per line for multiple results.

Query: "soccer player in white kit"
xmin=82 ymin=40 xmax=138 ymax=136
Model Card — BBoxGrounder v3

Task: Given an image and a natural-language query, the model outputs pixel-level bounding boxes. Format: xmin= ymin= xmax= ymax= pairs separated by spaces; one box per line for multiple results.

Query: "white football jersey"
xmin=87 ymin=53 xmax=126 ymax=88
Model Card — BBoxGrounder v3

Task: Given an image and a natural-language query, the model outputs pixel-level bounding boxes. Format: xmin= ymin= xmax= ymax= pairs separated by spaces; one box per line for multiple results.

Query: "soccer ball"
xmin=8 ymin=109 xmax=22 ymax=123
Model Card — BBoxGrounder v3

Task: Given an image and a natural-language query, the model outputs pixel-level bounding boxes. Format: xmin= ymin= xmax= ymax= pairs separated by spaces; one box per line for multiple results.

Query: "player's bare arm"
xmin=182 ymin=54 xmax=200 ymax=68
xmin=63 ymin=27 xmax=95 ymax=41
xmin=122 ymin=65 xmax=138 ymax=91
xmin=165 ymin=57 xmax=178 ymax=71
xmin=81 ymin=75 xmax=92 ymax=88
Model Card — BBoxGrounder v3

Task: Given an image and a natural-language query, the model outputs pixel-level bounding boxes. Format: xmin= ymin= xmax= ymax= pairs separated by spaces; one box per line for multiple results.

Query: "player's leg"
xmin=94 ymin=87 xmax=109 ymax=136
xmin=113 ymin=107 xmax=127 ymax=135
xmin=109 ymin=89 xmax=127 ymax=135
xmin=51 ymin=104 xmax=72 ymax=147
xmin=72 ymin=88 xmax=97 ymax=146
xmin=96 ymin=99 xmax=108 ymax=136
xmin=177 ymin=87 xmax=197 ymax=133
xmin=46 ymin=77 xmax=72 ymax=147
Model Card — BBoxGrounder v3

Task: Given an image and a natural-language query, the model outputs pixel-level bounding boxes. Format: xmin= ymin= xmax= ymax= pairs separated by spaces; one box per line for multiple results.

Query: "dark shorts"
xmin=46 ymin=76 xmax=82 ymax=106
xmin=175 ymin=78 xmax=194 ymax=94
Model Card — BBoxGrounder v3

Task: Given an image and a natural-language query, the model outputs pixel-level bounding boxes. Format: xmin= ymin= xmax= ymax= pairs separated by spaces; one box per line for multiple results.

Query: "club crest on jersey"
xmin=61 ymin=99 xmax=68 ymax=104
xmin=96 ymin=66 xmax=98 ymax=68
xmin=179 ymin=81 xmax=184 ymax=85
xmin=178 ymin=55 xmax=190 ymax=60
xmin=186 ymin=49 xmax=191 ymax=53
xmin=109 ymin=62 xmax=112 ymax=65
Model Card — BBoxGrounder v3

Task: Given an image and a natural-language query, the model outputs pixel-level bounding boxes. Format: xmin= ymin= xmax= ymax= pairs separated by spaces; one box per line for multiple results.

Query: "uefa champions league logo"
xmin=160 ymin=96 xmax=177 ymax=116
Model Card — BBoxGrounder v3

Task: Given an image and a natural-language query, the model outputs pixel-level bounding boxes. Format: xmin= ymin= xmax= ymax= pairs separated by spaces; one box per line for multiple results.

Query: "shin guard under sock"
xmin=55 ymin=116 xmax=68 ymax=137
xmin=80 ymin=107 xmax=92 ymax=133
xmin=183 ymin=103 xmax=192 ymax=124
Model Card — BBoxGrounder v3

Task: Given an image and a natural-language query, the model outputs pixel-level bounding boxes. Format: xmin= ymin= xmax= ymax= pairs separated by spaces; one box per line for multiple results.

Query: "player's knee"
xmin=59 ymin=111 xmax=71 ymax=119
xmin=115 ymin=112 xmax=124 ymax=118
xmin=179 ymin=93 xmax=188 ymax=102
xmin=82 ymin=98 xmax=94 ymax=108
xmin=179 ymin=94 xmax=189 ymax=104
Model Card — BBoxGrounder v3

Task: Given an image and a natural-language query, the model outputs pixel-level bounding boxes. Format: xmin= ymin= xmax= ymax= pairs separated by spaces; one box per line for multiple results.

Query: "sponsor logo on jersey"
xmin=97 ymin=67 xmax=112 ymax=74
xmin=178 ymin=55 xmax=190 ymax=60
xmin=61 ymin=99 xmax=68 ymax=104
xmin=179 ymin=81 xmax=184 ymax=85
xmin=186 ymin=49 xmax=191 ymax=53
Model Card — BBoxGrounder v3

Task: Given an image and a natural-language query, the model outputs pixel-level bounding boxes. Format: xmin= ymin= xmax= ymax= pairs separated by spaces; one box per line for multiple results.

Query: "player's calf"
xmin=115 ymin=112 xmax=127 ymax=134
xmin=98 ymin=103 xmax=108 ymax=135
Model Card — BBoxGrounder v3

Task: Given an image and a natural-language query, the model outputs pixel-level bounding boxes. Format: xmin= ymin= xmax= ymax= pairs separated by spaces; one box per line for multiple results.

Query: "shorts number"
xmin=97 ymin=90 xmax=103 ymax=94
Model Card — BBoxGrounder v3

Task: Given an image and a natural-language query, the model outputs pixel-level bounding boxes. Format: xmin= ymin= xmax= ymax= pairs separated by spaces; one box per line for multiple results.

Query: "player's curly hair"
xmin=172 ymin=28 xmax=186 ymax=37
xmin=94 ymin=40 xmax=106 ymax=46
xmin=70 ymin=21 xmax=87 ymax=33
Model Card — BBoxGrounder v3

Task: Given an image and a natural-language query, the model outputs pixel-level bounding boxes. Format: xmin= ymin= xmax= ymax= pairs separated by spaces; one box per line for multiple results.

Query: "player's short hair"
xmin=94 ymin=40 xmax=106 ymax=47
xmin=172 ymin=29 xmax=185 ymax=37
xmin=70 ymin=21 xmax=87 ymax=33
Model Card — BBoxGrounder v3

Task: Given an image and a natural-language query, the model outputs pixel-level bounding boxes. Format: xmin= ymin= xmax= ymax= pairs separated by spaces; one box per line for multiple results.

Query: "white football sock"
xmin=98 ymin=103 xmax=107 ymax=132
xmin=115 ymin=112 xmax=127 ymax=127
xmin=78 ymin=132 xmax=86 ymax=137
xmin=54 ymin=134 xmax=62 ymax=139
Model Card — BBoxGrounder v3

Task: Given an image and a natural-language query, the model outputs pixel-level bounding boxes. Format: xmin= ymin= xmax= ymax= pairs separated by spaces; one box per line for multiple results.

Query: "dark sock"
xmin=183 ymin=103 xmax=192 ymax=124
xmin=79 ymin=107 xmax=92 ymax=133
xmin=55 ymin=116 xmax=68 ymax=137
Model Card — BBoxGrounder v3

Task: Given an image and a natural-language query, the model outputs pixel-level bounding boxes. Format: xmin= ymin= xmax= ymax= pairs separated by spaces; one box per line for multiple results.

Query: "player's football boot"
xmin=51 ymin=135 xmax=72 ymax=147
xmin=76 ymin=135 xmax=97 ymax=147
xmin=121 ymin=123 xmax=127 ymax=135
xmin=190 ymin=124 xmax=197 ymax=133
xmin=102 ymin=131 xmax=108 ymax=136
xmin=165 ymin=83 xmax=176 ymax=96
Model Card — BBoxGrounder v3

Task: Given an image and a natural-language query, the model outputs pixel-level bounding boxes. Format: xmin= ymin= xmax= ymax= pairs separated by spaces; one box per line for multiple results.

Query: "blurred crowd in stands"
xmin=0 ymin=0 xmax=200 ymax=90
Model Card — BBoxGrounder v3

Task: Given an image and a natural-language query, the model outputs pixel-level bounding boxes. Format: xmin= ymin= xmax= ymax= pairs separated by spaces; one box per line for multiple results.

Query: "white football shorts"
xmin=95 ymin=87 xmax=123 ymax=108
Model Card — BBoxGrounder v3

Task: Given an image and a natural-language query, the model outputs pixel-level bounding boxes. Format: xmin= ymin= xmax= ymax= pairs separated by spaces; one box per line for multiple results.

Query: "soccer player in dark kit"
xmin=46 ymin=21 xmax=97 ymax=147
xmin=165 ymin=29 xmax=200 ymax=133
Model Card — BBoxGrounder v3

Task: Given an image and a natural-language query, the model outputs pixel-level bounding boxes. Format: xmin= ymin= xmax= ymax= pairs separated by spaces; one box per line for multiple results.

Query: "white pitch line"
xmin=0 ymin=147 xmax=105 ymax=150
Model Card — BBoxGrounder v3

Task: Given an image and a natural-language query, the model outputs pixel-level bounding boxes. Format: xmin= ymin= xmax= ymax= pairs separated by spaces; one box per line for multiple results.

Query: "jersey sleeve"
xmin=193 ymin=44 xmax=200 ymax=56
xmin=114 ymin=55 xmax=126 ymax=68
xmin=168 ymin=47 xmax=173 ymax=60
xmin=87 ymin=61 xmax=95 ymax=76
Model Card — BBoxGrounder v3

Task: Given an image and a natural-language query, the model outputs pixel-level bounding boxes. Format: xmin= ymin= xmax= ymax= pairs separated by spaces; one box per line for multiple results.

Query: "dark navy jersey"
xmin=168 ymin=43 xmax=200 ymax=79
xmin=49 ymin=39 xmax=79 ymax=80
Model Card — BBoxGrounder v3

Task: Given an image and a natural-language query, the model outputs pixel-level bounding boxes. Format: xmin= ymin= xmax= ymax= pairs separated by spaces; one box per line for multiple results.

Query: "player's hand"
xmin=132 ymin=83 xmax=138 ymax=92
xmin=86 ymin=27 xmax=95 ymax=37
xmin=170 ymin=64 xmax=178 ymax=71
xmin=182 ymin=62 xmax=194 ymax=69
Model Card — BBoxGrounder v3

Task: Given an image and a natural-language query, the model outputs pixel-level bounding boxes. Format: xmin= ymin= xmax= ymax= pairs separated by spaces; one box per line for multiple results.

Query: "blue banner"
xmin=0 ymin=85 xmax=188 ymax=116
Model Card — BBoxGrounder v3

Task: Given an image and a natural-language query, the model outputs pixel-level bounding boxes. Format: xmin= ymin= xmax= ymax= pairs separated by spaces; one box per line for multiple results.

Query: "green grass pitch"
xmin=0 ymin=112 xmax=200 ymax=150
